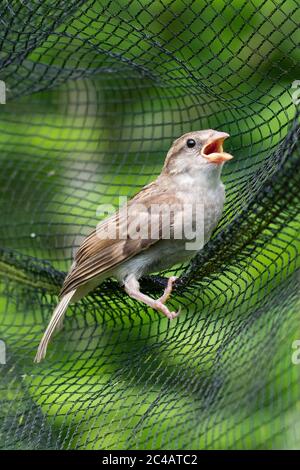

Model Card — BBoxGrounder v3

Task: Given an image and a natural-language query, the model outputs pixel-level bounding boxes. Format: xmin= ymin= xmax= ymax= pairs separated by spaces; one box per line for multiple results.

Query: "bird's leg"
xmin=157 ymin=276 xmax=178 ymax=304
xmin=123 ymin=275 xmax=179 ymax=320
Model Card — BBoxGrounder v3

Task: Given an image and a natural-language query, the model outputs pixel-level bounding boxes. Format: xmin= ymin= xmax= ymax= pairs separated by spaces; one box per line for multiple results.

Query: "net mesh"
xmin=0 ymin=0 xmax=300 ymax=450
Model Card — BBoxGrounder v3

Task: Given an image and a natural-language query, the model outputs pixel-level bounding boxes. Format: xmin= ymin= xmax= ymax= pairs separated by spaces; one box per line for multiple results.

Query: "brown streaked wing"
xmin=60 ymin=184 xmax=182 ymax=297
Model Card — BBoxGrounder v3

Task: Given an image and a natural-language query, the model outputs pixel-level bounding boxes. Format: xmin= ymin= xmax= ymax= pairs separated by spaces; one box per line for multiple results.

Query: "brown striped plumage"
xmin=35 ymin=129 xmax=233 ymax=362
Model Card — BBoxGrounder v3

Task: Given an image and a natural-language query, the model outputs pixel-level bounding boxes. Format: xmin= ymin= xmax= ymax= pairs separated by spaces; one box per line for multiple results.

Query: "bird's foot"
xmin=123 ymin=274 xmax=180 ymax=321
xmin=157 ymin=276 xmax=178 ymax=304
xmin=153 ymin=300 xmax=181 ymax=320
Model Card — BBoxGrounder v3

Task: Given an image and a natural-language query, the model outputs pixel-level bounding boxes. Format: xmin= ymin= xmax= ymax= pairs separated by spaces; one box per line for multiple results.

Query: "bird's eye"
xmin=186 ymin=138 xmax=196 ymax=148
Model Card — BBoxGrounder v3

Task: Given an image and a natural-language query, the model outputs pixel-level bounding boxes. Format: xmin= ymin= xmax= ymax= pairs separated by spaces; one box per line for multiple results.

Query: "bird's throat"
xmin=171 ymin=163 xmax=223 ymax=191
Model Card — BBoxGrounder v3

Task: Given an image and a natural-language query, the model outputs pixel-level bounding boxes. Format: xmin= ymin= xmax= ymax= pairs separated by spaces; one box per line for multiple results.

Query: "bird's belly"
xmin=114 ymin=239 xmax=196 ymax=282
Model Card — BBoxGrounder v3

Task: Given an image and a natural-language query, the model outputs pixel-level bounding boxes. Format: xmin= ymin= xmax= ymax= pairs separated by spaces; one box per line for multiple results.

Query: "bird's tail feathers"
xmin=34 ymin=289 xmax=76 ymax=363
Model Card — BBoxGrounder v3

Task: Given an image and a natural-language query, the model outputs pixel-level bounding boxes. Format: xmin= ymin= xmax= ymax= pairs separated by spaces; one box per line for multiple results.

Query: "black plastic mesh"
xmin=0 ymin=0 xmax=299 ymax=450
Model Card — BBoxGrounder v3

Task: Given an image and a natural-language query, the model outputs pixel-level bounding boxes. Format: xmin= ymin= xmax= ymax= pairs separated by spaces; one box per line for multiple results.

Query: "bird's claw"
xmin=158 ymin=276 xmax=178 ymax=304
xmin=167 ymin=306 xmax=181 ymax=320
xmin=153 ymin=299 xmax=181 ymax=320
xmin=154 ymin=276 xmax=180 ymax=320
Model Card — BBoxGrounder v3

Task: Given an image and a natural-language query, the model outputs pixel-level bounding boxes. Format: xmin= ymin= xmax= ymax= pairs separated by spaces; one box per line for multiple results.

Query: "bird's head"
xmin=162 ymin=129 xmax=233 ymax=178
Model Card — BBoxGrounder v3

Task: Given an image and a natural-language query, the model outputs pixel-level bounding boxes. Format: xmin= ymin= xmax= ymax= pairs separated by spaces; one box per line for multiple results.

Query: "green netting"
xmin=0 ymin=0 xmax=299 ymax=450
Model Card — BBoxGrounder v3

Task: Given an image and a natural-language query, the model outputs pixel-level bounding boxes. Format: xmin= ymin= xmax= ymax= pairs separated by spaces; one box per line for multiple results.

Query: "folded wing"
xmin=60 ymin=182 xmax=182 ymax=296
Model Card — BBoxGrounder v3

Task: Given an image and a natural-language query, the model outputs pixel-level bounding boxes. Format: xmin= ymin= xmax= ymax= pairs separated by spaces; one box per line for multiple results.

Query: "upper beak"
xmin=201 ymin=131 xmax=233 ymax=164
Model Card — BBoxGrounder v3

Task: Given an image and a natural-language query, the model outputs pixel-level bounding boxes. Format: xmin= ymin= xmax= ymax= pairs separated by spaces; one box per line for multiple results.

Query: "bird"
xmin=34 ymin=129 xmax=233 ymax=362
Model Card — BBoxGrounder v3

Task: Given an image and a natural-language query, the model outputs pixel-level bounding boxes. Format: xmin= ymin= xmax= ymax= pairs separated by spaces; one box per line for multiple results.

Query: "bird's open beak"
xmin=201 ymin=132 xmax=233 ymax=164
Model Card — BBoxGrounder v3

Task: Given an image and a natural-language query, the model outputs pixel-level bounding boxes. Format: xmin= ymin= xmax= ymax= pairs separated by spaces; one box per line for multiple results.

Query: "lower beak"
xmin=201 ymin=132 xmax=233 ymax=164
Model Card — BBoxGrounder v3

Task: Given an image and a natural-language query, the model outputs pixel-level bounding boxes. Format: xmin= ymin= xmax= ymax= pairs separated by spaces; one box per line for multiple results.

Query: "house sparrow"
xmin=34 ymin=129 xmax=233 ymax=362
